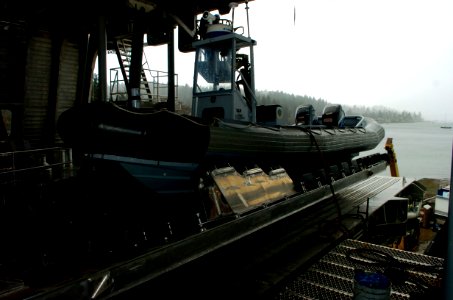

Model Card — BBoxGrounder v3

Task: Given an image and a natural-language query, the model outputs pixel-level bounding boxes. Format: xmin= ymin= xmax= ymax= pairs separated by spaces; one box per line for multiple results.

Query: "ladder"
xmin=112 ymin=38 xmax=152 ymax=101
xmin=109 ymin=38 xmax=181 ymax=110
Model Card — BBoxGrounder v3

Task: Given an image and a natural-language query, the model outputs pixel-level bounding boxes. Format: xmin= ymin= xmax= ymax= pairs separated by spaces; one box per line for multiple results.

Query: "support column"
xmin=97 ymin=15 xmax=108 ymax=102
xmin=167 ymin=25 xmax=175 ymax=112
xmin=128 ymin=12 xmax=146 ymax=109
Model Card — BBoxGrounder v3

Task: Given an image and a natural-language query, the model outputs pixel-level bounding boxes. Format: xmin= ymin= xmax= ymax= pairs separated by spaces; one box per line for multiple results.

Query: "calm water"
xmin=359 ymin=122 xmax=453 ymax=180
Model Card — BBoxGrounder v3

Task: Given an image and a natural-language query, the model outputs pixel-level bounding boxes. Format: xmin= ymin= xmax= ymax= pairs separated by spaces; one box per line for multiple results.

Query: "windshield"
xmin=194 ymin=46 xmax=233 ymax=93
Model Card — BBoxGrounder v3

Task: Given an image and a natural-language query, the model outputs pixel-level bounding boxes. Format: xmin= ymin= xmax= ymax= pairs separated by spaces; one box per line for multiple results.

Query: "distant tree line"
xmin=342 ymin=104 xmax=423 ymax=124
xmin=99 ymin=80 xmax=423 ymax=124
xmin=253 ymin=90 xmax=424 ymax=124
xmin=178 ymin=86 xmax=423 ymax=123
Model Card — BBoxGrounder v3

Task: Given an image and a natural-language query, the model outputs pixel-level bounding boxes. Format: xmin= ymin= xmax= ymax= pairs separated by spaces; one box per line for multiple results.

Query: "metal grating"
xmin=336 ymin=176 xmax=402 ymax=208
xmin=275 ymin=239 xmax=444 ymax=300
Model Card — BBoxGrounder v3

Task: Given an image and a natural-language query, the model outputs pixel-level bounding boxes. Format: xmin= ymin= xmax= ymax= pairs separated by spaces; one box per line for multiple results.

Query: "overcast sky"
xmin=138 ymin=0 xmax=453 ymax=122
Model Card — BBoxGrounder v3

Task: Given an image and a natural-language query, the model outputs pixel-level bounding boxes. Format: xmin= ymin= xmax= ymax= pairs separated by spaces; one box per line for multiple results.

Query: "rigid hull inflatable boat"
xmin=57 ymin=12 xmax=385 ymax=199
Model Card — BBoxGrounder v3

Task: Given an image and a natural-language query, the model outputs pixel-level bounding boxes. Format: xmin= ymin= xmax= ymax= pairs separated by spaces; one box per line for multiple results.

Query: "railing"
xmin=0 ymin=147 xmax=74 ymax=186
xmin=109 ymin=68 xmax=179 ymax=105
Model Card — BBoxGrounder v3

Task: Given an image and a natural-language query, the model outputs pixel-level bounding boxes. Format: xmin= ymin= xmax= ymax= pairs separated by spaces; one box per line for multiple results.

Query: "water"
xmin=360 ymin=122 xmax=453 ymax=180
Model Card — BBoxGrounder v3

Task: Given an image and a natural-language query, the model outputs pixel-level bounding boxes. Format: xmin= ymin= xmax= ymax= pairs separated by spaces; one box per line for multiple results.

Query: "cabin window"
xmin=195 ymin=47 xmax=233 ymax=93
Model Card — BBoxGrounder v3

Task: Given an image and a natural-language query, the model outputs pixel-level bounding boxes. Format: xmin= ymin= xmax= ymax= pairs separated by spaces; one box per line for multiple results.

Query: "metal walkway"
xmin=274 ymin=239 xmax=444 ymax=300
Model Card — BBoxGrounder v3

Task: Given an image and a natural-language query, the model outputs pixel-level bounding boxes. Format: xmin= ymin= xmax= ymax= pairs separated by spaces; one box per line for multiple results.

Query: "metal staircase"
xmin=110 ymin=39 xmax=179 ymax=108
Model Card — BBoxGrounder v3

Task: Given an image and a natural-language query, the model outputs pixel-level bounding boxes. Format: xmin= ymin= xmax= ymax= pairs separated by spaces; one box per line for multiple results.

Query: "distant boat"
xmin=440 ymin=126 xmax=452 ymax=129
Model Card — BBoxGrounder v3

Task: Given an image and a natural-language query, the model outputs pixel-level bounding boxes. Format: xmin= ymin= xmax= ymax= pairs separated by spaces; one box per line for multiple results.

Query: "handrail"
xmin=109 ymin=67 xmax=179 ymax=105
xmin=0 ymin=147 xmax=73 ymax=184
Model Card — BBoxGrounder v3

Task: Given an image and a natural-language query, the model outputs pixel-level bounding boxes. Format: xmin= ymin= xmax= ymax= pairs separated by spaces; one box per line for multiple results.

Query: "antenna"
xmin=229 ymin=2 xmax=238 ymax=29
xmin=245 ymin=0 xmax=250 ymax=37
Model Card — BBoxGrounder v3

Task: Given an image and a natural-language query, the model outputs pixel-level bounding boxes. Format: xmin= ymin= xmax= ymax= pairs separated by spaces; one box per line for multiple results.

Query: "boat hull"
xmin=90 ymin=154 xmax=200 ymax=195
xmin=57 ymin=102 xmax=385 ymax=194
xmin=57 ymin=102 xmax=211 ymax=163
xmin=209 ymin=119 xmax=384 ymax=154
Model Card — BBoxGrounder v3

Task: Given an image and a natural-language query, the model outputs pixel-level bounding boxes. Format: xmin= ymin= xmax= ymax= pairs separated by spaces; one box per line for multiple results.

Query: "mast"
xmin=244 ymin=0 xmax=256 ymax=123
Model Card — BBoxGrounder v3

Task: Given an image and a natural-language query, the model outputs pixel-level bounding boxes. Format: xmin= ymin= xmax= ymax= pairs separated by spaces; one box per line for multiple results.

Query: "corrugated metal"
xmin=56 ymin=39 xmax=80 ymax=142
xmin=23 ymin=33 xmax=52 ymax=147
xmin=23 ymin=33 xmax=80 ymax=147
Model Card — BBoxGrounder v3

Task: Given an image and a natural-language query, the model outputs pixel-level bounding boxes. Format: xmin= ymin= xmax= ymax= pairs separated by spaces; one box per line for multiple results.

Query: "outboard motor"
xmin=295 ymin=104 xmax=315 ymax=125
xmin=322 ymin=104 xmax=345 ymax=127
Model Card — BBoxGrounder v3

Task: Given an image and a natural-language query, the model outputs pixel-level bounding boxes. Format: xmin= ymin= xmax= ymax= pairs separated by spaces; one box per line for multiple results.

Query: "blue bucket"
xmin=353 ymin=270 xmax=391 ymax=299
